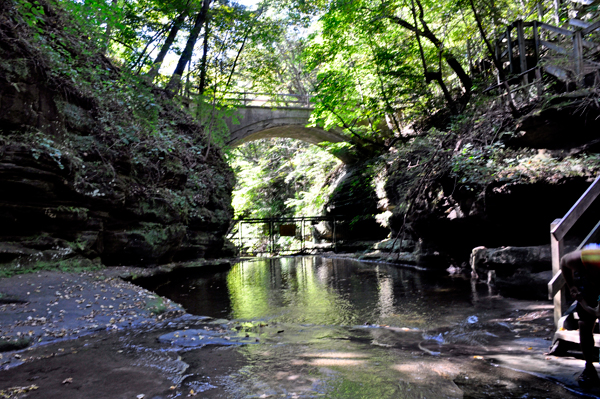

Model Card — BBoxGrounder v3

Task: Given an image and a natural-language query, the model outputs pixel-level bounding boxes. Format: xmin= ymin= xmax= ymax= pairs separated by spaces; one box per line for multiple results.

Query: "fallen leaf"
xmin=62 ymin=377 xmax=73 ymax=384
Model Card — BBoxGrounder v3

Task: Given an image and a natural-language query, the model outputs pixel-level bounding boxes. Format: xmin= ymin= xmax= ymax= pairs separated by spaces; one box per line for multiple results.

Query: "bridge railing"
xmin=229 ymin=216 xmax=337 ymax=256
xmin=221 ymin=92 xmax=314 ymax=108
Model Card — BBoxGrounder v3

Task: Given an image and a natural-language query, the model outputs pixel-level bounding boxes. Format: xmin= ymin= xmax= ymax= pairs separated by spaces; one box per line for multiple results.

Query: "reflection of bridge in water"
xmin=229 ymin=216 xmax=340 ymax=256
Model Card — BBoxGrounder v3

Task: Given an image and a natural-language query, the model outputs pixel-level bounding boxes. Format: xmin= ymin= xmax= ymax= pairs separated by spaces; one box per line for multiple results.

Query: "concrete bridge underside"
xmin=225 ymin=106 xmax=352 ymax=162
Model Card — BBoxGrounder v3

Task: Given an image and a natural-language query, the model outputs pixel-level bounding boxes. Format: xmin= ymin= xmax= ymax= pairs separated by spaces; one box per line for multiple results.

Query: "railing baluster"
xmin=574 ymin=30 xmax=584 ymax=87
xmin=507 ymin=25 xmax=514 ymax=74
xmin=517 ymin=20 xmax=528 ymax=84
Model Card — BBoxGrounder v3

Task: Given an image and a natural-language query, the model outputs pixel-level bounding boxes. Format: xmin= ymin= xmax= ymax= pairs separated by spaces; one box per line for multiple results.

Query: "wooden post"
xmin=517 ymin=20 xmax=529 ymax=85
xmin=573 ymin=30 xmax=584 ymax=87
xmin=535 ymin=67 xmax=543 ymax=97
xmin=533 ymin=21 xmax=540 ymax=67
xmin=495 ymin=39 xmax=502 ymax=84
xmin=551 ymin=218 xmax=567 ymax=327
xmin=507 ymin=25 xmax=514 ymax=74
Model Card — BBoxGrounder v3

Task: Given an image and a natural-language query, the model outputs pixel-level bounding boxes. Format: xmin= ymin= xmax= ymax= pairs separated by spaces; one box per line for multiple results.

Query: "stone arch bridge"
xmin=221 ymin=94 xmax=352 ymax=163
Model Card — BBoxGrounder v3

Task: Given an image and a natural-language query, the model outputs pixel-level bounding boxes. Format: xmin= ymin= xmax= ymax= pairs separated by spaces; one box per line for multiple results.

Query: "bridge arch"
xmin=225 ymin=106 xmax=353 ymax=163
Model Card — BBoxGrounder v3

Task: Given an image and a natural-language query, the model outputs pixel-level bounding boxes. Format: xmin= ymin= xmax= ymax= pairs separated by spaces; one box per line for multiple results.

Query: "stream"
xmin=133 ymin=256 xmax=575 ymax=398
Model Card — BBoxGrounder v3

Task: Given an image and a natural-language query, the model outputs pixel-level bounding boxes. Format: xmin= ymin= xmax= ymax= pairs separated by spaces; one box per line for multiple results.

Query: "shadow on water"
xmin=133 ymin=257 xmax=576 ymax=399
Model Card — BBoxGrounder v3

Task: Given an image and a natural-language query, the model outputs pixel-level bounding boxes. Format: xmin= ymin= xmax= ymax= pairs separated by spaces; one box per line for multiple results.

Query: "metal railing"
xmin=229 ymin=216 xmax=337 ymax=256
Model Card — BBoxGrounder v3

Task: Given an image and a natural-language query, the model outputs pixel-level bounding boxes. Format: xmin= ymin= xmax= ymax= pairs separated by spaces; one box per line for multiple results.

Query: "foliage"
xmin=0 ymin=257 xmax=104 ymax=278
xmin=230 ymin=138 xmax=341 ymax=219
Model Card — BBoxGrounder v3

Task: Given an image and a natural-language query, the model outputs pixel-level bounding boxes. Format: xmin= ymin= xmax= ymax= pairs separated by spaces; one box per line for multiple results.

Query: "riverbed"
xmin=0 ymin=256 xmax=592 ymax=398
xmin=134 ymin=256 xmax=583 ymax=398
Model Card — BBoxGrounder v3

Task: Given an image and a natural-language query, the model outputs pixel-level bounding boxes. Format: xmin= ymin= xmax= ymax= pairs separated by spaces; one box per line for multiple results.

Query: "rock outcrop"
xmin=383 ymin=94 xmax=600 ymax=269
xmin=0 ymin=1 xmax=234 ymax=269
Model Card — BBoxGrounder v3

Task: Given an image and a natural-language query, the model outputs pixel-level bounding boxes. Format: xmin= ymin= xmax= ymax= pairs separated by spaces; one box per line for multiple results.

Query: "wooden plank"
xmin=551 ymin=219 xmax=566 ymax=327
xmin=552 ymin=175 xmax=600 ymax=241
xmin=582 ymin=20 xmax=600 ymax=35
xmin=540 ymin=39 xmax=569 ymax=54
xmin=543 ymin=64 xmax=569 ymax=81
xmin=548 ymin=269 xmax=565 ymax=300
xmin=554 ymin=330 xmax=600 ymax=347
xmin=523 ymin=22 xmax=534 ymax=28
xmin=507 ymin=25 xmax=514 ymax=74
xmin=533 ymin=21 xmax=541 ymax=65
xmin=570 ymin=18 xmax=591 ymax=29
xmin=539 ymin=22 xmax=573 ymax=37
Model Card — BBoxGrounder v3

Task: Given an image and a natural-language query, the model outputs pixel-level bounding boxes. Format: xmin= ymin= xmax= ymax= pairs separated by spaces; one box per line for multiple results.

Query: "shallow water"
xmin=133 ymin=256 xmax=571 ymax=398
xmin=149 ymin=257 xmax=484 ymax=330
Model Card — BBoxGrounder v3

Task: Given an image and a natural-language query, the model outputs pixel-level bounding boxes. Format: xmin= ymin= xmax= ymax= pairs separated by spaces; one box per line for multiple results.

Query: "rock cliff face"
xmin=0 ymin=2 xmax=234 ymax=269
xmin=383 ymin=94 xmax=600 ymax=269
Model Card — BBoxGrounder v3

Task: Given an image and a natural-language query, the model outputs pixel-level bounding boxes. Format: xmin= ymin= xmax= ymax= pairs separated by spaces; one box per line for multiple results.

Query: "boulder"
xmin=469 ymin=245 xmax=577 ymax=300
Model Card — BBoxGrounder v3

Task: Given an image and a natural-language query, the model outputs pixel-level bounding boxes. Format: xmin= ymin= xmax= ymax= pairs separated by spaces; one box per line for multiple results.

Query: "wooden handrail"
xmin=570 ymin=18 xmax=591 ymax=29
xmin=539 ymin=22 xmax=573 ymax=37
xmin=548 ymin=269 xmax=565 ymax=300
xmin=539 ymin=39 xmax=569 ymax=54
xmin=551 ymin=175 xmax=600 ymax=241
xmin=582 ymin=20 xmax=600 ymax=35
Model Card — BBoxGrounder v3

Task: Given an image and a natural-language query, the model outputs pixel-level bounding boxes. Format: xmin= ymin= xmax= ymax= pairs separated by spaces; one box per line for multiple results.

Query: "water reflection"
xmin=227 ymin=257 xmax=359 ymax=325
xmin=137 ymin=257 xmax=564 ymax=398
xmin=145 ymin=256 xmax=479 ymax=330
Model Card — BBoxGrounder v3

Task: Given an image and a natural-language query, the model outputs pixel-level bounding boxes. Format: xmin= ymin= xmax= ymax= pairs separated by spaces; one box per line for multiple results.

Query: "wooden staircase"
xmin=495 ymin=18 xmax=600 ymax=88
xmin=549 ymin=176 xmax=600 ymax=351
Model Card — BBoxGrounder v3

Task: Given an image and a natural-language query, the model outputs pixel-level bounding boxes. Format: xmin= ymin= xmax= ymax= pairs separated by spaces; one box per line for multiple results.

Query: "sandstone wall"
xmin=0 ymin=3 xmax=234 ymax=269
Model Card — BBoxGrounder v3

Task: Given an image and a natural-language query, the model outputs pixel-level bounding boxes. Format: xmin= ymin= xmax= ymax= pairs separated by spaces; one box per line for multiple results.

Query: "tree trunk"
xmin=409 ymin=0 xmax=456 ymax=113
xmin=468 ymin=0 xmax=518 ymax=114
xmin=198 ymin=17 xmax=210 ymax=95
xmin=146 ymin=12 xmax=188 ymax=83
xmin=102 ymin=0 xmax=115 ymax=54
xmin=389 ymin=1 xmax=472 ymax=108
xmin=166 ymin=0 xmax=212 ymax=98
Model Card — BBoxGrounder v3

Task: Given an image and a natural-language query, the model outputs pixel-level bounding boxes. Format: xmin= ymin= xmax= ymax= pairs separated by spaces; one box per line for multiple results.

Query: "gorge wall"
xmin=0 ymin=2 xmax=234 ymax=271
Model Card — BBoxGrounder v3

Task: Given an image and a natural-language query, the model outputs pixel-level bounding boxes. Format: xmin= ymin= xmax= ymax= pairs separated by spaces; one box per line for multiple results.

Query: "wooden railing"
xmin=494 ymin=18 xmax=600 ymax=88
xmin=548 ymin=175 xmax=600 ymax=327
